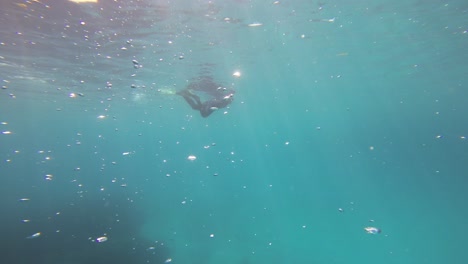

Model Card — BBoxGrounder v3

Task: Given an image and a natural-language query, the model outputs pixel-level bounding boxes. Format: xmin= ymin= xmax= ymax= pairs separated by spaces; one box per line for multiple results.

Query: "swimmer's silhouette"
xmin=177 ymin=76 xmax=234 ymax=117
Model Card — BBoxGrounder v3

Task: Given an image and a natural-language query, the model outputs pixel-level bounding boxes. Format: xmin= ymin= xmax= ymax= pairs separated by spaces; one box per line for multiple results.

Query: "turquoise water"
xmin=1 ymin=0 xmax=467 ymax=263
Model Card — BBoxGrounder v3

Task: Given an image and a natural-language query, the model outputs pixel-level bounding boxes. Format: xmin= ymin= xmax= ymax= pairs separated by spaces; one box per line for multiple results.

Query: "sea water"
xmin=1 ymin=1 xmax=467 ymax=264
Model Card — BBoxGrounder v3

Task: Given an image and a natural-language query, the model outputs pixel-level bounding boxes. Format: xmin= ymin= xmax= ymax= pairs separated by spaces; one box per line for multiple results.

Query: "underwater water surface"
xmin=1 ymin=0 xmax=467 ymax=263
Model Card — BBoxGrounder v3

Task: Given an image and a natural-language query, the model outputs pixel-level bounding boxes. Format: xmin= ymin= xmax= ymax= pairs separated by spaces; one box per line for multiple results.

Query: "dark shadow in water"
xmin=0 ymin=194 xmax=171 ymax=264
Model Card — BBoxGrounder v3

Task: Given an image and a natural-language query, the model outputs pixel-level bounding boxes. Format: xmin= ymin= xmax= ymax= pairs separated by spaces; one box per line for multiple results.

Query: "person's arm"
xmin=199 ymin=94 xmax=234 ymax=117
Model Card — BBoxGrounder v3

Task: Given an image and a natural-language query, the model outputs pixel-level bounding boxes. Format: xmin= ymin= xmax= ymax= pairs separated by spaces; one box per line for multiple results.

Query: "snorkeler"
xmin=177 ymin=76 xmax=235 ymax=117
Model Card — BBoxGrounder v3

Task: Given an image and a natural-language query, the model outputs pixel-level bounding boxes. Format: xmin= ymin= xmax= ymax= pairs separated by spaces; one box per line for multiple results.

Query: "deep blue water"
xmin=1 ymin=0 xmax=467 ymax=263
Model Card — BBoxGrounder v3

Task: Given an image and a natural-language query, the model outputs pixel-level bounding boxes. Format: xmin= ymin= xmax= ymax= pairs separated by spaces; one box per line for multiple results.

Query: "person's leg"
xmin=177 ymin=90 xmax=202 ymax=110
